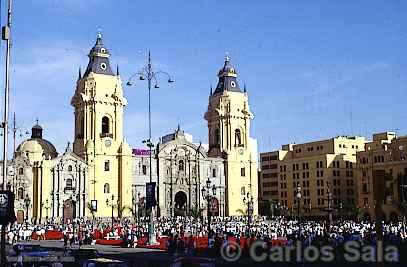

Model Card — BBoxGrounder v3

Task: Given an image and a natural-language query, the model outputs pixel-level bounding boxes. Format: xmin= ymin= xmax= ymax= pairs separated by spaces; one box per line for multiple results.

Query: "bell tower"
xmin=204 ymin=56 xmax=258 ymax=216
xmin=71 ymin=33 xmax=133 ymax=217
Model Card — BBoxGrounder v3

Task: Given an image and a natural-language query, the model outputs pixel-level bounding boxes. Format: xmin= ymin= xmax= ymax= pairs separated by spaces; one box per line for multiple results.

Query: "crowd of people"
xmin=3 ymin=215 xmax=407 ymax=253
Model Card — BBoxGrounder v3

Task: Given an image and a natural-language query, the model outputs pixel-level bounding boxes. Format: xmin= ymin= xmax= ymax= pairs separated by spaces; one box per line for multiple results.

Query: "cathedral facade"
xmin=5 ymin=35 xmax=258 ymax=222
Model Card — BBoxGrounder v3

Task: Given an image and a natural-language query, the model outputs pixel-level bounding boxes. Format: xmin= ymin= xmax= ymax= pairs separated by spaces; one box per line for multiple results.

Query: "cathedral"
xmin=4 ymin=34 xmax=258 ymax=223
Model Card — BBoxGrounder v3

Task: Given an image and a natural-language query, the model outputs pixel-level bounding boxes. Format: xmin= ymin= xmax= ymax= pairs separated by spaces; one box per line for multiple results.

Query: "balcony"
xmin=100 ymin=133 xmax=113 ymax=139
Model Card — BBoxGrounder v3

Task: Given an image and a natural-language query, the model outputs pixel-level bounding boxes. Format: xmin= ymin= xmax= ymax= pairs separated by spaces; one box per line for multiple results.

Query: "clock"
xmin=230 ymin=81 xmax=236 ymax=88
xmin=238 ymin=148 xmax=244 ymax=155
xmin=105 ymin=139 xmax=112 ymax=147
xmin=100 ymin=62 xmax=107 ymax=70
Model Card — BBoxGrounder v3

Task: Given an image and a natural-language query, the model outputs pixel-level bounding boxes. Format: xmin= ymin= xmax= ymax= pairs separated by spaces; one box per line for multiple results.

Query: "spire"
xmin=210 ymin=84 xmax=213 ymax=95
xmin=213 ymin=54 xmax=241 ymax=94
xmin=31 ymin=119 xmax=43 ymax=139
xmin=84 ymin=31 xmax=114 ymax=76
xmin=243 ymin=83 xmax=247 ymax=93
xmin=78 ymin=66 xmax=82 ymax=80
xmin=116 ymin=65 xmax=120 ymax=76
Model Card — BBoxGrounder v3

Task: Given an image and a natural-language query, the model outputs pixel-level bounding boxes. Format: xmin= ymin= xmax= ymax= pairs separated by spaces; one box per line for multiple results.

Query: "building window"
xmin=179 ymin=160 xmax=184 ymax=171
xmin=104 ymin=183 xmax=110 ymax=194
xmin=102 ymin=116 xmax=110 ymax=134
xmin=68 ymin=165 xmax=73 ymax=172
xmin=18 ymin=168 xmax=24 ymax=175
xmin=241 ymin=186 xmax=245 ymax=195
xmin=212 ymin=168 xmax=216 ymax=177
xmin=66 ymin=178 xmax=73 ymax=188
xmin=142 ymin=165 xmax=147 ymax=175
xmin=104 ymin=161 xmax=110 ymax=171
xmin=17 ymin=188 xmax=24 ymax=200
xmin=235 ymin=129 xmax=242 ymax=146
xmin=241 ymin=167 xmax=245 ymax=177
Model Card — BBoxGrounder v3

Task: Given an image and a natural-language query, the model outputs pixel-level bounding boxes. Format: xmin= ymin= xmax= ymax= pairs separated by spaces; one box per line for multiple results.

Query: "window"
xmin=212 ymin=168 xmax=216 ymax=177
xmin=66 ymin=178 xmax=73 ymax=188
xmin=241 ymin=167 xmax=245 ymax=177
xmin=102 ymin=116 xmax=110 ymax=134
xmin=142 ymin=165 xmax=147 ymax=175
xmin=235 ymin=129 xmax=242 ymax=146
xmin=104 ymin=161 xmax=110 ymax=171
xmin=17 ymin=188 xmax=24 ymax=200
xmin=18 ymin=168 xmax=24 ymax=175
xmin=179 ymin=160 xmax=184 ymax=171
xmin=241 ymin=186 xmax=245 ymax=195
xmin=68 ymin=165 xmax=73 ymax=172
xmin=104 ymin=183 xmax=110 ymax=194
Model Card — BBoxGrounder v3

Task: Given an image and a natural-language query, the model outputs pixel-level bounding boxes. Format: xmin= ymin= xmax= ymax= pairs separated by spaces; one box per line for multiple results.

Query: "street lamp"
xmin=127 ymin=51 xmax=174 ymax=245
xmin=201 ymin=177 xmax=216 ymax=240
xmin=24 ymin=194 xmax=30 ymax=229
xmin=324 ymin=182 xmax=333 ymax=232
xmin=243 ymin=192 xmax=254 ymax=237
xmin=296 ymin=183 xmax=302 ymax=240
xmin=106 ymin=194 xmax=118 ymax=234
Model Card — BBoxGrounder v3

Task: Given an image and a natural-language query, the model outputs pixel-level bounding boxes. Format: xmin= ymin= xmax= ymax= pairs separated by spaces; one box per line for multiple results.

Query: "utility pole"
xmin=1 ymin=1 xmax=13 ymax=266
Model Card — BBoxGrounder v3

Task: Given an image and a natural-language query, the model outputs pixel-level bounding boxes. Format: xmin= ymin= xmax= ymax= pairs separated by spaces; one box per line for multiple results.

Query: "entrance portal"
xmin=174 ymin=191 xmax=187 ymax=217
xmin=63 ymin=199 xmax=76 ymax=223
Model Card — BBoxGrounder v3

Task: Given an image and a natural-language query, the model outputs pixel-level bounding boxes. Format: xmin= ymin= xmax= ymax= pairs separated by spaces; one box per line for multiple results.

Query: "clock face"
xmin=230 ymin=81 xmax=236 ymax=88
xmin=105 ymin=139 xmax=112 ymax=147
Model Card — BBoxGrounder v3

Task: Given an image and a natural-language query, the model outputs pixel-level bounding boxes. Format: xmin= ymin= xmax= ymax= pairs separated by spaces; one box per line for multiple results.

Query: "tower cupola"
xmin=213 ymin=55 xmax=241 ymax=94
xmin=84 ymin=33 xmax=114 ymax=76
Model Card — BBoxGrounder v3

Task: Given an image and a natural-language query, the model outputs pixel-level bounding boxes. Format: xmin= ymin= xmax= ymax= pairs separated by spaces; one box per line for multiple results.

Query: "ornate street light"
xmin=127 ymin=51 xmax=174 ymax=245
xmin=296 ymin=183 xmax=302 ymax=240
xmin=24 ymin=194 xmax=30 ymax=229
xmin=201 ymin=177 xmax=216 ymax=240
xmin=243 ymin=192 xmax=254 ymax=237
xmin=106 ymin=194 xmax=118 ymax=234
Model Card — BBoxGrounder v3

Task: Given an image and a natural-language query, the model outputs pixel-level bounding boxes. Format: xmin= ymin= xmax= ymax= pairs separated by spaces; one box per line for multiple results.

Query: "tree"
xmin=190 ymin=206 xmax=204 ymax=220
xmin=351 ymin=207 xmax=364 ymax=222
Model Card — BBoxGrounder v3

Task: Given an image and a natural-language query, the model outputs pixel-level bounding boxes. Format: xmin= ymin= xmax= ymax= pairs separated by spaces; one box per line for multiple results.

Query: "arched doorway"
xmin=174 ymin=191 xmax=187 ymax=217
xmin=17 ymin=210 xmax=24 ymax=224
xmin=210 ymin=197 xmax=219 ymax=216
xmin=63 ymin=199 xmax=76 ymax=223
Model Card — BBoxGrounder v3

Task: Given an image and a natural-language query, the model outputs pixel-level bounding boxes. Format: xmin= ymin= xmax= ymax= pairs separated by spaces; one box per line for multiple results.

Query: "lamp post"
xmin=127 ymin=51 xmax=174 ymax=245
xmin=106 ymin=194 xmax=118 ymax=235
xmin=296 ymin=183 xmax=302 ymax=240
xmin=201 ymin=177 xmax=216 ymax=240
xmin=243 ymin=192 xmax=254 ymax=237
xmin=324 ymin=182 xmax=333 ymax=232
xmin=24 ymin=194 xmax=30 ymax=229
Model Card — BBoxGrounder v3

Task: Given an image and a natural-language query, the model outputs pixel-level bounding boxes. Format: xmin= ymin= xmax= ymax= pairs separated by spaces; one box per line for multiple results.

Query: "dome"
xmin=213 ymin=56 xmax=241 ymax=94
xmin=84 ymin=33 xmax=114 ymax=77
xmin=15 ymin=122 xmax=58 ymax=160
xmin=16 ymin=138 xmax=58 ymax=160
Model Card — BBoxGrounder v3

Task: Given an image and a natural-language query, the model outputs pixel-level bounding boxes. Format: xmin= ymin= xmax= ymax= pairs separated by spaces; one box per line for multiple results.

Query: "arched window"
xmin=68 ymin=165 xmax=72 ymax=172
xmin=102 ymin=116 xmax=110 ymax=134
xmin=235 ymin=129 xmax=242 ymax=146
xmin=66 ymin=178 xmax=73 ymax=188
xmin=18 ymin=168 xmax=24 ymax=175
xmin=179 ymin=160 xmax=184 ymax=171
xmin=17 ymin=188 xmax=24 ymax=200
xmin=104 ymin=183 xmax=110 ymax=194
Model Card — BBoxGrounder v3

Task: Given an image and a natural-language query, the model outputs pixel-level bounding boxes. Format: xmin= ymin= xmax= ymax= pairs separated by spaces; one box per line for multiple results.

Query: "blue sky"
xmin=4 ymin=0 xmax=407 ymax=154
